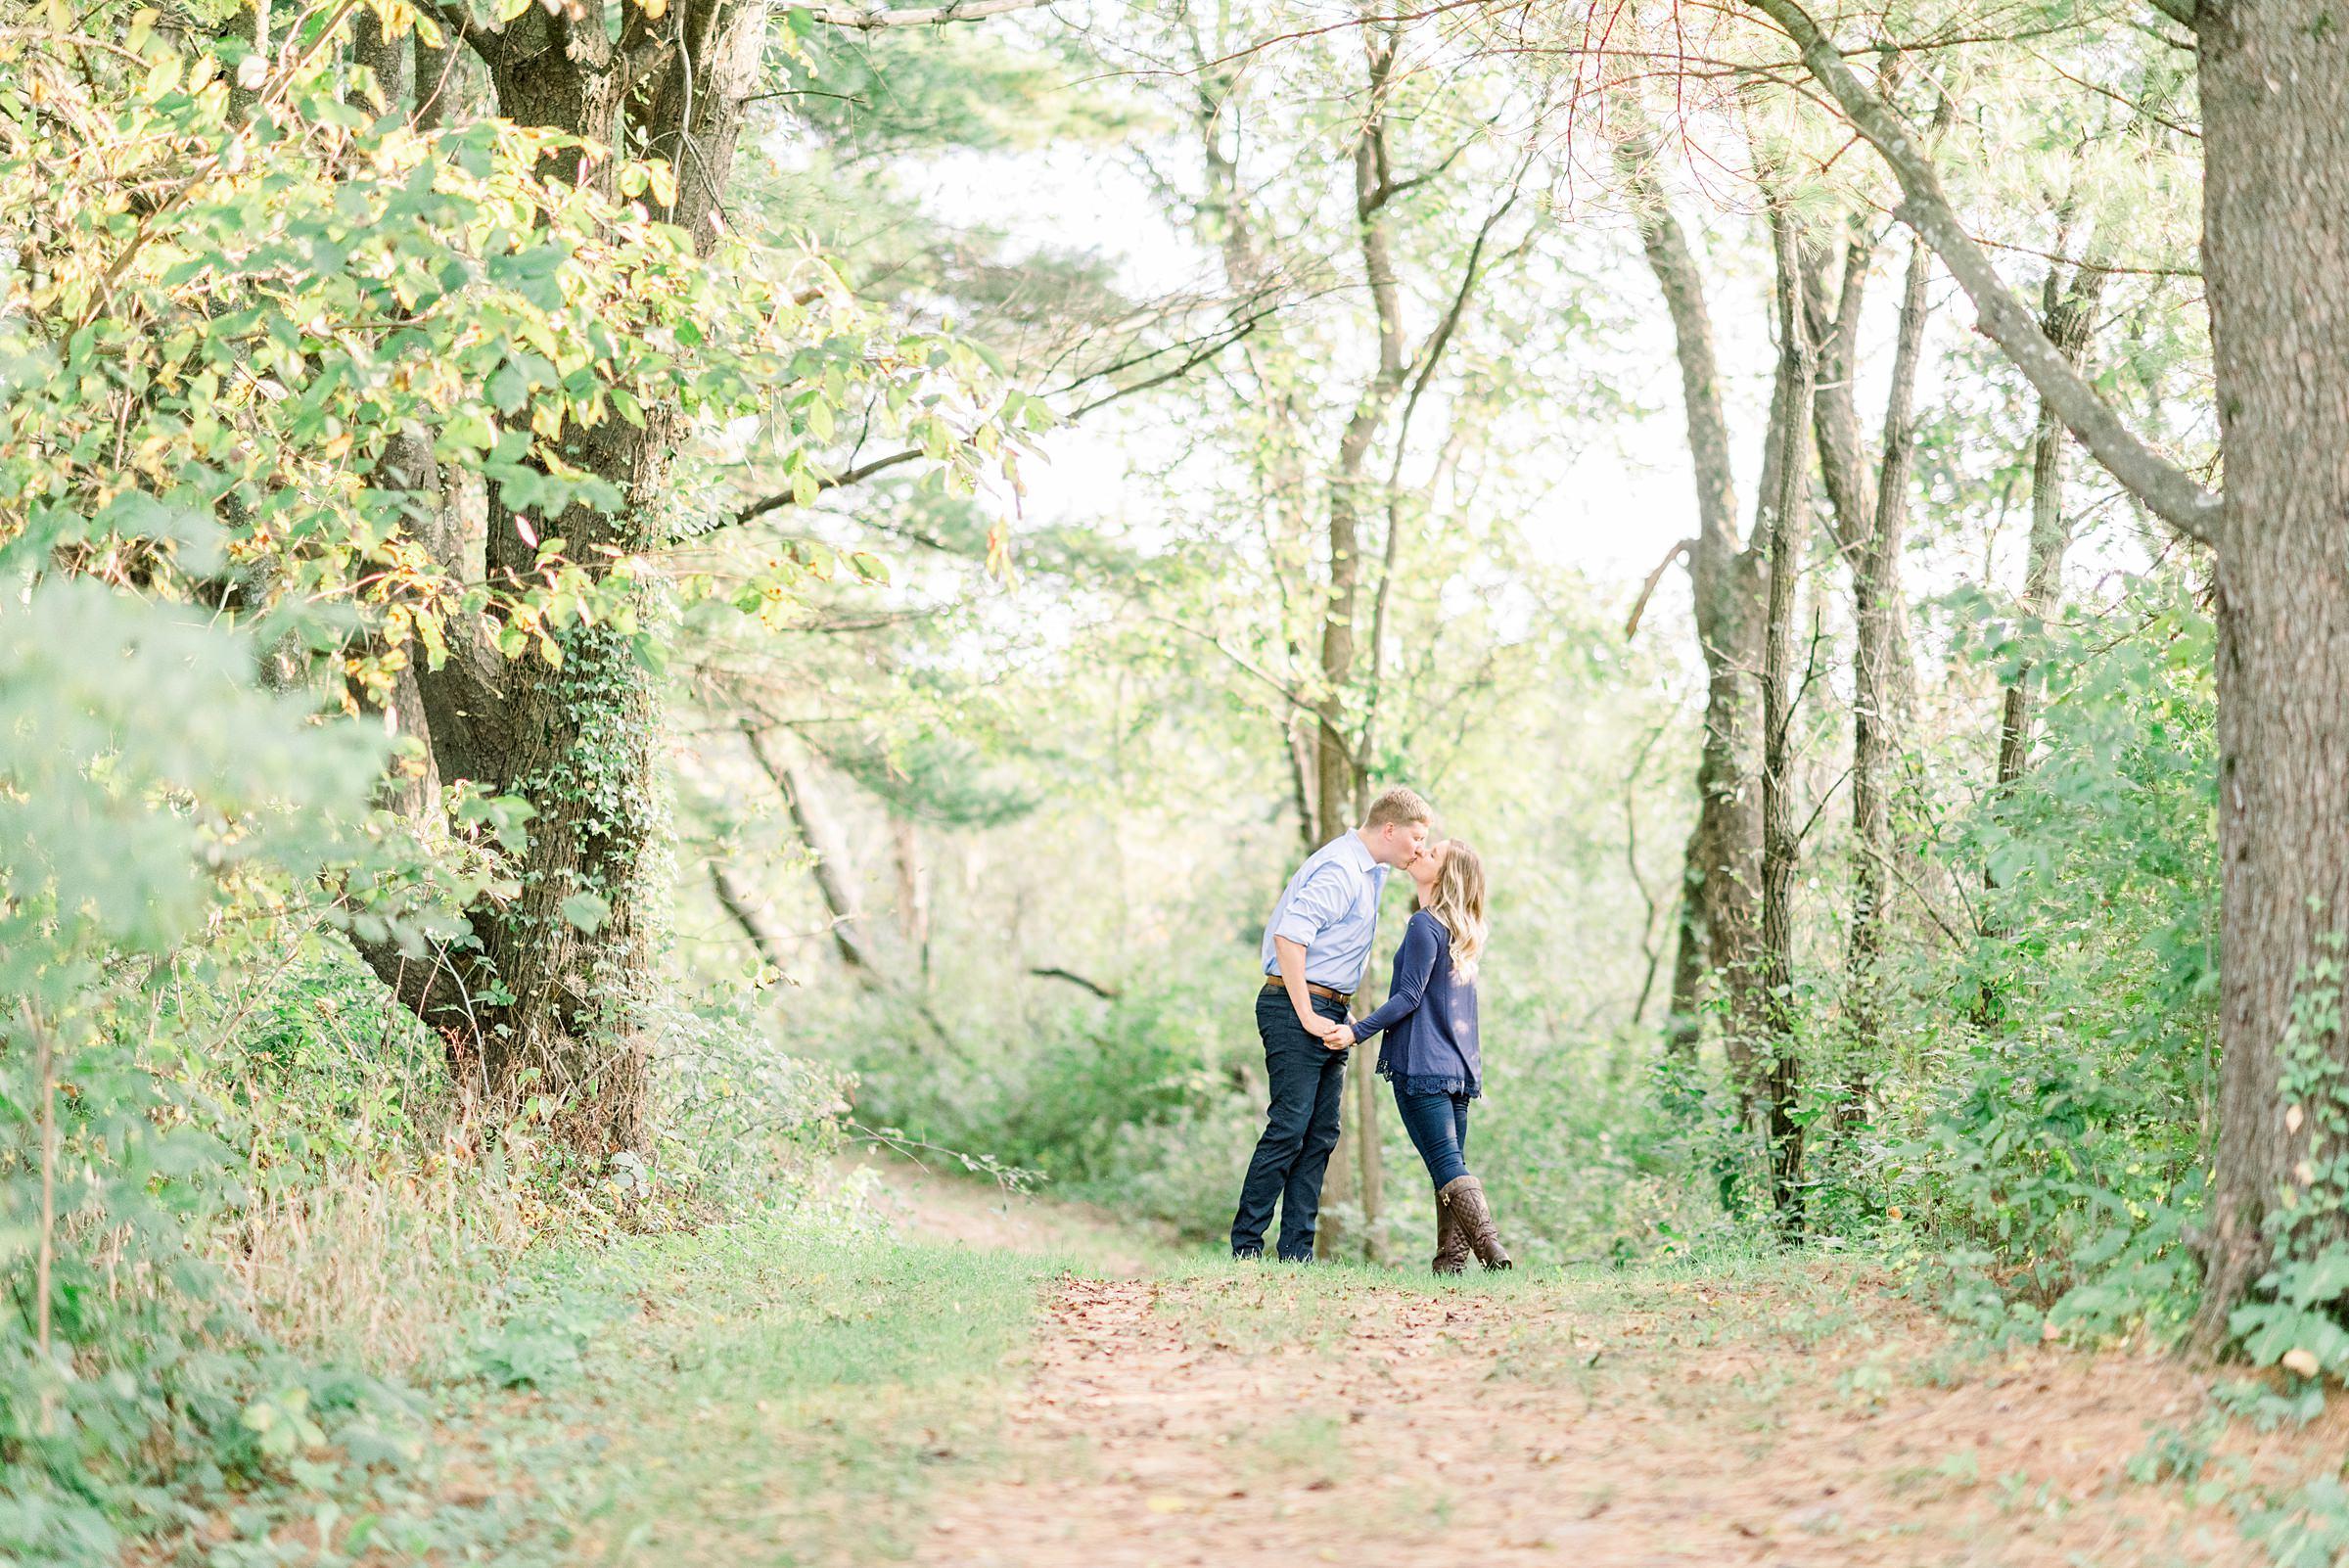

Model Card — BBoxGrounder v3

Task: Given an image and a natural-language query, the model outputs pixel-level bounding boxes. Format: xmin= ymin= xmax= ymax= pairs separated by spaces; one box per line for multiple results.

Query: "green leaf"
xmin=560 ymin=892 xmax=612 ymax=933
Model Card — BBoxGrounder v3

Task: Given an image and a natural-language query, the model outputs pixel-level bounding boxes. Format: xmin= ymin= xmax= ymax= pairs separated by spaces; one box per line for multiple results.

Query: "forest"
xmin=8 ymin=0 xmax=2349 ymax=1561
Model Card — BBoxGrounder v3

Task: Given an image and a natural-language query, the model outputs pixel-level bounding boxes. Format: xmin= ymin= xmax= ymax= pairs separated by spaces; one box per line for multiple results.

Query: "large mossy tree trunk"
xmin=361 ymin=0 xmax=770 ymax=1154
xmin=2190 ymin=0 xmax=2349 ymax=1343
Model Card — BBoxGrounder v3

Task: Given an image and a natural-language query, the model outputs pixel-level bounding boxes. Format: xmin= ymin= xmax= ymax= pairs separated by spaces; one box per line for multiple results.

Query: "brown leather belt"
xmin=1265 ymin=977 xmax=1352 ymax=1005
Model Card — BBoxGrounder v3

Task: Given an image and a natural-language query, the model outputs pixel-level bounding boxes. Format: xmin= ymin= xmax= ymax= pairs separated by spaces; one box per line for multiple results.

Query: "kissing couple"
xmin=1228 ymin=785 xmax=1514 ymax=1273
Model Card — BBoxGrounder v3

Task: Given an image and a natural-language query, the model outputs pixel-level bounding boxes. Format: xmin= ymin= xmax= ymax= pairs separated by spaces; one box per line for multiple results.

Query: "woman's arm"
xmin=1350 ymin=915 xmax=1441 ymax=1041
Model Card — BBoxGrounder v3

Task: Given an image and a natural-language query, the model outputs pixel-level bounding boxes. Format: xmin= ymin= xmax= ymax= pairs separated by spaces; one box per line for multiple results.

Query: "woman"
xmin=1347 ymin=840 xmax=1511 ymax=1272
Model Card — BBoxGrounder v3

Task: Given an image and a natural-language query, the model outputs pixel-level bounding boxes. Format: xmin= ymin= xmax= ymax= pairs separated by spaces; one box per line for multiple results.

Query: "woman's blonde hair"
xmin=1426 ymin=840 xmax=1488 ymax=984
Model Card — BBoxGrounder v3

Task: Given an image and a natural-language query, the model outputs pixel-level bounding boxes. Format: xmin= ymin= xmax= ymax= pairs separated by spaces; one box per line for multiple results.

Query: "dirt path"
xmin=910 ymin=1263 xmax=2309 ymax=1568
xmin=833 ymin=1148 xmax=1178 ymax=1277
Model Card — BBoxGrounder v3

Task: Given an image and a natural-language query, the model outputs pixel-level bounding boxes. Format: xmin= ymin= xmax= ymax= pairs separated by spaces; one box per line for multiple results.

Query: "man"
xmin=1229 ymin=785 xmax=1435 ymax=1261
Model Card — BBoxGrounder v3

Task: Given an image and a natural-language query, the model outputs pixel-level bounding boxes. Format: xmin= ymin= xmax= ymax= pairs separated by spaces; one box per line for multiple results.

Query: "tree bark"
xmin=347 ymin=7 xmax=410 ymax=114
xmin=1807 ymin=227 xmax=1923 ymax=731
xmin=2189 ymin=0 xmax=2349 ymax=1346
xmin=413 ymin=28 xmax=467 ymax=128
xmin=1617 ymin=139 xmax=1763 ymax=1073
xmin=1755 ymin=212 xmax=1819 ymax=1221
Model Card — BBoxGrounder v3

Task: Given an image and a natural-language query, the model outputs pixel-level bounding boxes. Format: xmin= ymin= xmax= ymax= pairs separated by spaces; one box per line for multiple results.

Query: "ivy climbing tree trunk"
xmin=2188 ymin=0 xmax=2349 ymax=1343
xmin=353 ymin=0 xmax=997 ymax=1152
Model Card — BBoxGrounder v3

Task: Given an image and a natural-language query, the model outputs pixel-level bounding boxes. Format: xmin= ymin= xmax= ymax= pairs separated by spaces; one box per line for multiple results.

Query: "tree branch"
xmin=711 ymin=862 xmax=790 ymax=971
xmin=1031 ymin=965 xmax=1121 ymax=999
xmin=1748 ymin=0 xmax=2223 ymax=544
xmin=805 ymin=0 xmax=1055 ymax=26
xmin=1624 ymin=538 xmax=1697 ymax=638
xmin=728 ymin=306 xmax=1269 ymax=531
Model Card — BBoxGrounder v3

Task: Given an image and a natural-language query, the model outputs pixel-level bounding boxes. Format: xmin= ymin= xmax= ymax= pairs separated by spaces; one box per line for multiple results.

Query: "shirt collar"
xmin=1335 ymin=830 xmax=1379 ymax=875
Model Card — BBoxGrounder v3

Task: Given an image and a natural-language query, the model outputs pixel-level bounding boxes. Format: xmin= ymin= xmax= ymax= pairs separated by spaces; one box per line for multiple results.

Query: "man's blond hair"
xmin=1361 ymin=784 xmax=1434 ymax=831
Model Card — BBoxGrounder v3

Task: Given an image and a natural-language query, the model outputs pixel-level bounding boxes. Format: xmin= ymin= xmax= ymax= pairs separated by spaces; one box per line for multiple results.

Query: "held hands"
xmin=1304 ymin=1011 xmax=1356 ymax=1049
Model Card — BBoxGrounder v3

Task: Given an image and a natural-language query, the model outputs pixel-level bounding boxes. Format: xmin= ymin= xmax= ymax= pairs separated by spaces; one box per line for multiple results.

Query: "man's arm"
xmin=1274 ymin=937 xmax=1345 ymax=1042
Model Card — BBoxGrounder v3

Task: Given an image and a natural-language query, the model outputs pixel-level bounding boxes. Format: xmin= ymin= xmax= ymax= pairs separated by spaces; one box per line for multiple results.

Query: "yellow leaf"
xmin=640 ymin=0 xmax=668 ymax=18
xmin=1144 ymin=1497 xmax=1186 ymax=1514
xmin=2283 ymin=1348 xmax=2322 ymax=1378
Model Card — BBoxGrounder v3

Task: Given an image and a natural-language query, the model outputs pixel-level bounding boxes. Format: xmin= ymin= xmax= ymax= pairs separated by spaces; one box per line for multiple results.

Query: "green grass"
xmin=460 ymin=1218 xmax=1058 ymax=1567
xmin=208 ymin=1217 xmax=1070 ymax=1568
xmin=568 ymin=1222 xmax=1056 ymax=1565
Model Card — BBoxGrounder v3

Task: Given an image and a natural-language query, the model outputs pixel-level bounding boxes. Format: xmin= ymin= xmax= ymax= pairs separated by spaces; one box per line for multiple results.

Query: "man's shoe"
xmin=1438 ymin=1175 xmax=1513 ymax=1270
xmin=1432 ymin=1191 xmax=1470 ymax=1275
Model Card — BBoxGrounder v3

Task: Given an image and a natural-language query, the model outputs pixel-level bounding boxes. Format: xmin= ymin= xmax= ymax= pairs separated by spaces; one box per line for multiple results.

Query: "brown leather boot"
xmin=1432 ymin=1190 xmax=1470 ymax=1275
xmin=1438 ymin=1175 xmax=1512 ymax=1270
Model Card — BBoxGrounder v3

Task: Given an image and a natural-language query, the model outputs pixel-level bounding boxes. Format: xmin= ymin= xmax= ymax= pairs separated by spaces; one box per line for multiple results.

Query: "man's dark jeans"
xmin=1230 ymin=988 xmax=1351 ymax=1261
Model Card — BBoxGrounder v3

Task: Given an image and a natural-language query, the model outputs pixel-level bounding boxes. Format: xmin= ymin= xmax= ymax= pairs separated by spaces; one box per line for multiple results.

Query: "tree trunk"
xmin=347 ymin=7 xmax=409 ymax=113
xmin=712 ymin=862 xmax=790 ymax=972
xmin=1966 ymin=264 xmax=2106 ymax=1030
xmin=2190 ymin=1 xmax=2349 ymax=1346
xmin=892 ymin=814 xmax=931 ymax=982
xmin=1994 ymin=265 xmax=2108 ymax=792
xmin=744 ymin=725 xmax=881 ymax=976
xmin=1618 ymin=140 xmax=1763 ymax=1073
xmin=1755 ymin=213 xmax=1818 ymax=1222
xmin=352 ymin=0 xmax=771 ymax=1154
xmin=1286 ymin=715 xmax=1320 ymax=859
xmin=1843 ymin=237 xmax=1932 ymax=1107
xmin=413 ymin=28 xmax=468 ymax=128
xmin=1316 ymin=24 xmax=1415 ymax=1262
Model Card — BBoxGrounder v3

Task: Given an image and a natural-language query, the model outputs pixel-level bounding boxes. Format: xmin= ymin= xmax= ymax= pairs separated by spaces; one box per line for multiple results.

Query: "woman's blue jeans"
xmin=1392 ymin=1083 xmax=1472 ymax=1191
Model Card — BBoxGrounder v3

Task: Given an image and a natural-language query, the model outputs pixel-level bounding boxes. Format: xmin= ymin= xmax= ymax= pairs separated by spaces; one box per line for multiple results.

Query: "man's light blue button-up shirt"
xmin=1260 ymin=831 xmax=1390 ymax=992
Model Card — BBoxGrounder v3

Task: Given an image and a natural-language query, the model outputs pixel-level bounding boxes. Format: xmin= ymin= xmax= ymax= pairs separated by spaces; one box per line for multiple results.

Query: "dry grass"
xmin=208 ymin=1116 xmax=562 ymax=1376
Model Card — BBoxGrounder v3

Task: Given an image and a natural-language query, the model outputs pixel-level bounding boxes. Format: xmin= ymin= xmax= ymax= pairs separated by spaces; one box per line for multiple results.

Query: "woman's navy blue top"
xmin=1350 ymin=908 xmax=1481 ymax=1098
